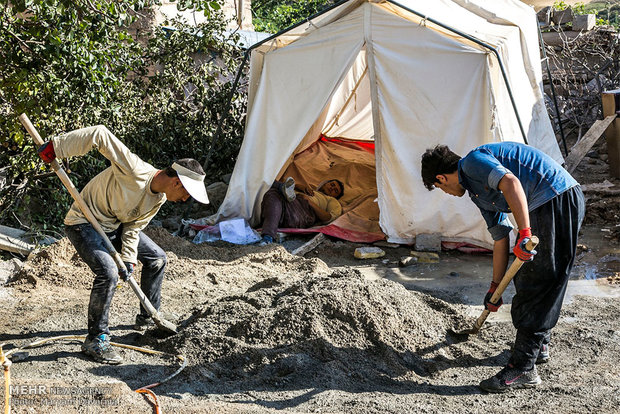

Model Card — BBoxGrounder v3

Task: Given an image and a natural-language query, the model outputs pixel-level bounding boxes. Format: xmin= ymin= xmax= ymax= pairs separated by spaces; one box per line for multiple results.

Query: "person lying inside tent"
xmin=258 ymin=177 xmax=345 ymax=245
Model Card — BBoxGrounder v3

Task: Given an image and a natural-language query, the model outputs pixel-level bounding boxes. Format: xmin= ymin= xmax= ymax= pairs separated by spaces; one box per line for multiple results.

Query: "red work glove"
xmin=37 ymin=141 xmax=56 ymax=163
xmin=513 ymin=227 xmax=537 ymax=262
xmin=484 ymin=281 xmax=503 ymax=312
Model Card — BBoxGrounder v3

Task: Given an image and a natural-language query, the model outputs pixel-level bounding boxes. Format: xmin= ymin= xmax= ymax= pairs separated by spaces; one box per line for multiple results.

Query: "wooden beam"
xmin=0 ymin=225 xmax=34 ymax=256
xmin=291 ymin=233 xmax=326 ymax=256
xmin=565 ymin=115 xmax=617 ymax=174
xmin=602 ymin=91 xmax=620 ymax=178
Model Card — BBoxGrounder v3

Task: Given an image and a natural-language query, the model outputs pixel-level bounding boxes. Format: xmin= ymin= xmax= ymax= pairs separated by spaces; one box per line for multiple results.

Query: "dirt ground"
xmin=1 ymin=138 xmax=619 ymax=413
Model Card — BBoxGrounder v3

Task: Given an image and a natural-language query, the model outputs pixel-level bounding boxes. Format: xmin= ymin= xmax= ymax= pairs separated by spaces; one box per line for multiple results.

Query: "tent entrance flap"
xmin=278 ymin=136 xmax=382 ymax=242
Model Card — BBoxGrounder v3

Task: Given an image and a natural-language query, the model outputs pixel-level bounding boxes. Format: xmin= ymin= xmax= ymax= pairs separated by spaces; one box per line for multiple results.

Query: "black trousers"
xmin=509 ymin=186 xmax=585 ymax=370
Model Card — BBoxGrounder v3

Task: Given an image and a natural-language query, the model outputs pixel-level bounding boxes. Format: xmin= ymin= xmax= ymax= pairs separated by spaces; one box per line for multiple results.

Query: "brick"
xmin=573 ymin=14 xmax=595 ymax=31
xmin=415 ymin=233 xmax=442 ymax=252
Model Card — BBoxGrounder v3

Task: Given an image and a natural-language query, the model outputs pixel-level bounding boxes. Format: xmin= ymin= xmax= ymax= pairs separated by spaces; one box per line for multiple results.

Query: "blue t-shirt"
xmin=458 ymin=142 xmax=579 ymax=240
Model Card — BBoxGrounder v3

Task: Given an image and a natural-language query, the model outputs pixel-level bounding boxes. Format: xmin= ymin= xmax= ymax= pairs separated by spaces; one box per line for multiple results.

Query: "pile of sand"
xmin=11 ymin=225 xmax=470 ymax=393
xmin=11 ymin=237 xmax=92 ymax=288
xmin=164 ymin=268 xmax=467 ymax=391
xmin=11 ymin=226 xmax=329 ymax=290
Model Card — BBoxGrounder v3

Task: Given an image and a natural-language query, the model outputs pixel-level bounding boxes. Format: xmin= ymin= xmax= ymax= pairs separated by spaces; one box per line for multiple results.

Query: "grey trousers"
xmin=66 ymin=223 xmax=166 ymax=339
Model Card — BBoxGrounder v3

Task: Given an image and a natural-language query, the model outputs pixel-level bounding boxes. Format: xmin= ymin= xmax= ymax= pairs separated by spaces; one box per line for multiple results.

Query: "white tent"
xmin=211 ymin=0 xmax=563 ymax=249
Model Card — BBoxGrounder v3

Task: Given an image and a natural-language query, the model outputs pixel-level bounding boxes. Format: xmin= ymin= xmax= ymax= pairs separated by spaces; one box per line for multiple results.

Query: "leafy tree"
xmin=0 ymin=0 xmax=246 ymax=236
xmin=252 ymin=0 xmax=338 ymax=33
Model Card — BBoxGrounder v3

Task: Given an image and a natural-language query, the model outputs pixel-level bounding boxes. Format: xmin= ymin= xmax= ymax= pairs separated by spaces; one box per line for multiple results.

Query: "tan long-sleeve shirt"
xmin=306 ymin=191 xmax=342 ymax=223
xmin=52 ymin=125 xmax=166 ymax=263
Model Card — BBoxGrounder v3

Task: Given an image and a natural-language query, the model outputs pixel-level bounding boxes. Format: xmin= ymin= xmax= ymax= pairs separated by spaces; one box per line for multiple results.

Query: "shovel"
xmin=451 ymin=236 xmax=539 ymax=336
xmin=19 ymin=114 xmax=177 ymax=335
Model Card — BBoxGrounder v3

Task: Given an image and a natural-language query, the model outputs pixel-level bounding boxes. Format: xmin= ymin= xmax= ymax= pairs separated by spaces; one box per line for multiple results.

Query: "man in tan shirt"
xmin=38 ymin=125 xmax=209 ymax=364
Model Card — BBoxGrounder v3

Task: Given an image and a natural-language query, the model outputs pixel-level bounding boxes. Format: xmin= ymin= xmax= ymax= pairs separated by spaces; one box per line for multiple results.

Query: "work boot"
xmin=281 ymin=177 xmax=296 ymax=202
xmin=479 ymin=364 xmax=541 ymax=393
xmin=134 ymin=312 xmax=178 ymax=331
xmin=537 ymin=343 xmax=550 ymax=364
xmin=81 ymin=334 xmax=122 ymax=365
xmin=134 ymin=314 xmax=154 ymax=331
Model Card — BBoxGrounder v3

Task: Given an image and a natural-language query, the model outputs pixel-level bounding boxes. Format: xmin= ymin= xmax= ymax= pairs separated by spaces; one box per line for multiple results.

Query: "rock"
xmin=537 ymin=6 xmax=551 ymax=26
xmin=221 ymin=173 xmax=232 ymax=184
xmin=354 ymin=247 xmax=385 ymax=259
xmin=162 ymin=216 xmax=181 ymax=231
xmin=409 ymin=251 xmax=440 ymax=263
xmin=552 ymin=7 xmax=574 ymax=25
xmin=0 ymin=258 xmax=24 ymax=285
xmin=399 ymin=256 xmax=418 ymax=267
xmin=373 ymin=240 xmax=400 ymax=249
xmin=206 ymin=181 xmax=228 ymax=211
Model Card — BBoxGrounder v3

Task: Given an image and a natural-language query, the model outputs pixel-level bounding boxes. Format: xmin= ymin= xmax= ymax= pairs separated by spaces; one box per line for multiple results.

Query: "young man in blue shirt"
xmin=421 ymin=142 xmax=585 ymax=393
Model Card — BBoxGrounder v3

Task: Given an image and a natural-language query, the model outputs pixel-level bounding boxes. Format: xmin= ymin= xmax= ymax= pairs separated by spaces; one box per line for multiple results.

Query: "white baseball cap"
xmin=172 ymin=162 xmax=209 ymax=204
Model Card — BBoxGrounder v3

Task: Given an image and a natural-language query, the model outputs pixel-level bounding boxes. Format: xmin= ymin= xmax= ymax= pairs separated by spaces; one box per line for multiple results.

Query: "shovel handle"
xmin=18 ymin=114 xmax=125 ymax=269
xmin=20 ymin=114 xmax=175 ymax=332
xmin=20 ymin=113 xmax=157 ymax=311
xmin=473 ymin=236 xmax=539 ymax=331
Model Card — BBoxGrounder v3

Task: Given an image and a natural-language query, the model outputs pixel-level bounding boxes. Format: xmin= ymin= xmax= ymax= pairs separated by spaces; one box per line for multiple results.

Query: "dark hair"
xmin=164 ymin=158 xmax=205 ymax=177
xmin=421 ymin=145 xmax=461 ymax=191
xmin=319 ymin=179 xmax=345 ymax=199
xmin=333 ymin=179 xmax=345 ymax=199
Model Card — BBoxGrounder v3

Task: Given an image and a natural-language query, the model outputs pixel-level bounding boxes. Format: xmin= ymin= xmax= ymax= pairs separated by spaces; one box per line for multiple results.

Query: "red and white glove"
xmin=513 ymin=227 xmax=537 ymax=262
xmin=37 ymin=141 xmax=56 ymax=163
xmin=484 ymin=281 xmax=503 ymax=312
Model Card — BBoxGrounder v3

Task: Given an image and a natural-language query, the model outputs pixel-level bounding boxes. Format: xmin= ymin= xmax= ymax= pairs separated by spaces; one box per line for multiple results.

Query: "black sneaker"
xmin=134 ymin=314 xmax=154 ymax=331
xmin=81 ymin=334 xmax=122 ymax=365
xmin=479 ymin=364 xmax=541 ymax=393
xmin=537 ymin=343 xmax=550 ymax=364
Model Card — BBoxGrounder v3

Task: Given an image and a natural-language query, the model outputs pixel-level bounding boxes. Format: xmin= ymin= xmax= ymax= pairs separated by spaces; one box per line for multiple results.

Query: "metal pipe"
xmin=201 ymin=50 xmax=250 ymax=173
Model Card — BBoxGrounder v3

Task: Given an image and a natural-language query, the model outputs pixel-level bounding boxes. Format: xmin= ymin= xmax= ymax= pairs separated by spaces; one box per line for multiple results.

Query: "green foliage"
xmin=0 ymin=0 xmax=246 ymax=233
xmin=252 ymin=0 xmax=337 ymax=33
xmin=572 ymin=2 xmax=587 ymax=15
xmin=553 ymin=1 xmax=620 ymax=28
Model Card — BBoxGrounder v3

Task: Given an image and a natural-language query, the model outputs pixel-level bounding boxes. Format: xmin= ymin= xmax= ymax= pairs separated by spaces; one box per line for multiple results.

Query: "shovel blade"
xmin=152 ymin=315 xmax=178 ymax=335
xmin=449 ymin=325 xmax=480 ymax=336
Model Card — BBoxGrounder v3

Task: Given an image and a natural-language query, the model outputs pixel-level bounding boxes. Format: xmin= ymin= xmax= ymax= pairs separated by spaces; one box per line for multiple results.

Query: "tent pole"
xmin=180 ymin=50 xmax=250 ymax=221
xmin=200 ymin=50 xmax=250 ymax=175
xmin=385 ymin=0 xmax=528 ymax=144
xmin=538 ymin=22 xmax=568 ymax=156
xmin=323 ymin=66 xmax=369 ymax=135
